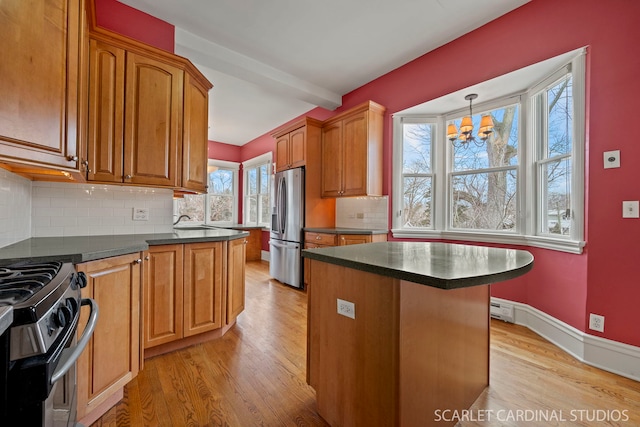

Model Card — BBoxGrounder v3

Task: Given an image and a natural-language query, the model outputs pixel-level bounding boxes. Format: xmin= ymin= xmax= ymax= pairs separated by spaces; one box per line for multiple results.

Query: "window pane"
xmin=246 ymin=195 xmax=257 ymax=223
xmin=403 ymin=176 xmax=432 ymax=227
xmin=547 ymin=76 xmax=573 ymax=158
xmin=452 ymin=105 xmax=519 ymax=171
xmin=209 ymin=195 xmax=233 ymax=222
xmin=174 ymin=194 xmax=205 ymax=222
xmin=403 ymin=123 xmax=433 ymax=174
xmin=260 ymin=193 xmax=270 ymax=224
xmin=541 ymin=158 xmax=572 ymax=235
xmin=209 ymin=169 xmax=234 ymax=195
xmin=247 ymin=168 xmax=258 ymax=195
xmin=451 ymin=170 xmax=517 ymax=231
xmin=260 ymin=165 xmax=269 ymax=194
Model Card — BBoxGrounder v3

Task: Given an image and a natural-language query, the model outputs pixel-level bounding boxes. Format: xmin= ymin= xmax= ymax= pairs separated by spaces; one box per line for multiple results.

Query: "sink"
xmin=173 ymin=225 xmax=219 ymax=231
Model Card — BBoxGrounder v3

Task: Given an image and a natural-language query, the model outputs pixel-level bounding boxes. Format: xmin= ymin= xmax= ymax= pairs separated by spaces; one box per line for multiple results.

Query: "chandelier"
xmin=447 ymin=93 xmax=494 ymax=148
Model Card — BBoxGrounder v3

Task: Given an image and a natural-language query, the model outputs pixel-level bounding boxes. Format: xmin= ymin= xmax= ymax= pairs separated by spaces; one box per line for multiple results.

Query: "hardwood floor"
xmin=91 ymin=261 xmax=640 ymax=426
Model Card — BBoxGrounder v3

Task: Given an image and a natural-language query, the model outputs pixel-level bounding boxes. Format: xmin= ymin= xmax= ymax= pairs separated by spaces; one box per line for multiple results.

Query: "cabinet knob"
xmin=144 ymin=256 xmax=150 ymax=260
xmin=133 ymin=259 xmax=142 ymax=265
xmin=66 ymin=155 xmax=78 ymax=161
xmin=243 ymin=240 xmax=247 ymax=245
xmin=125 ymin=175 xmax=132 ymax=180
xmin=315 ymin=236 xmax=321 ymax=240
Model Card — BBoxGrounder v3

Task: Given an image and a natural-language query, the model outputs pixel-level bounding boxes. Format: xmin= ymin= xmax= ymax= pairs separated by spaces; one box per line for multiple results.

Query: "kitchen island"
xmin=302 ymin=241 xmax=534 ymax=427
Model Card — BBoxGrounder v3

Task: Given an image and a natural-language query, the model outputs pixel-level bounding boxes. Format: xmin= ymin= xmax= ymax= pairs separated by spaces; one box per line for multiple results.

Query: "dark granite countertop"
xmin=302 ymin=241 xmax=533 ymax=290
xmin=0 ymin=228 xmax=249 ymax=265
xmin=303 ymin=227 xmax=388 ymax=235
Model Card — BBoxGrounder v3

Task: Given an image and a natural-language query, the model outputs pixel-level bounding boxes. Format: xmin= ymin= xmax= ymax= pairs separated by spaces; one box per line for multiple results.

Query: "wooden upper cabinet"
xmin=0 ymin=0 xmax=86 ymax=178
xmin=124 ymin=52 xmax=183 ymax=187
xmin=272 ymin=118 xmax=323 ymax=172
xmin=181 ymin=73 xmax=210 ymax=193
xmin=321 ymin=101 xmax=385 ymax=197
xmin=87 ymin=39 xmax=125 ymax=183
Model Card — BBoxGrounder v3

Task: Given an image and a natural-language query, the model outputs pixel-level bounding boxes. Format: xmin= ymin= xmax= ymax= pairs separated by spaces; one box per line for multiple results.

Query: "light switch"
xmin=603 ymin=150 xmax=620 ymax=168
xmin=622 ymin=201 xmax=639 ymax=218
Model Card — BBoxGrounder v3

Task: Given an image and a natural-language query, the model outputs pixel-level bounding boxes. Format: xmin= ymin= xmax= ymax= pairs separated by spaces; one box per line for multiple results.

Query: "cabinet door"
xmin=143 ymin=245 xmax=184 ymax=349
xmin=124 ymin=53 xmax=183 ymax=187
xmin=289 ymin=126 xmax=306 ymax=169
xmin=0 ymin=0 xmax=83 ymax=170
xmin=181 ymin=73 xmax=209 ymax=192
xmin=183 ymin=242 xmax=224 ymax=336
xmin=226 ymin=238 xmax=246 ymax=325
xmin=341 ymin=111 xmax=369 ymax=197
xmin=275 ymin=133 xmax=290 ymax=172
xmin=76 ymin=252 xmax=141 ymax=419
xmin=321 ymin=122 xmax=343 ymax=197
xmin=87 ymin=39 xmax=125 ymax=183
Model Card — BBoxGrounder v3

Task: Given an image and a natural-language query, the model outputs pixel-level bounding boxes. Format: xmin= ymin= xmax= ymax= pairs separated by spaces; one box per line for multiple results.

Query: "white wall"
xmin=0 ymin=169 xmax=31 ymax=247
xmin=335 ymin=196 xmax=388 ymax=229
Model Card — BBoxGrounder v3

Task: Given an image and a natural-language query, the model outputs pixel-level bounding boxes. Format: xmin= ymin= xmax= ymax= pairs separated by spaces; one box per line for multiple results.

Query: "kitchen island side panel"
xmin=307 ymin=260 xmax=400 ymax=427
xmin=399 ymin=280 xmax=489 ymax=427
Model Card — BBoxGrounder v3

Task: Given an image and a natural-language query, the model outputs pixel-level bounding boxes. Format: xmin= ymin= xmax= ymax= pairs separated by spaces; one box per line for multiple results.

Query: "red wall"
xmin=208 ymin=141 xmax=241 ymax=162
xmin=334 ymin=0 xmax=640 ymax=347
xmin=94 ymin=0 xmax=174 ymax=52
xmin=99 ymin=0 xmax=640 ymax=347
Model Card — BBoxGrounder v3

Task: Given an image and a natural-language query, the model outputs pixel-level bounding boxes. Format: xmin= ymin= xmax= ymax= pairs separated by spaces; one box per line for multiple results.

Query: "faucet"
xmin=173 ymin=214 xmax=191 ymax=225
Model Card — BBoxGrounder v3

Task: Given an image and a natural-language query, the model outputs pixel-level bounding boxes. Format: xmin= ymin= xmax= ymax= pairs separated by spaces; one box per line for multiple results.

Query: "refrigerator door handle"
xmin=279 ymin=175 xmax=287 ymax=234
xmin=269 ymin=240 xmax=299 ymax=249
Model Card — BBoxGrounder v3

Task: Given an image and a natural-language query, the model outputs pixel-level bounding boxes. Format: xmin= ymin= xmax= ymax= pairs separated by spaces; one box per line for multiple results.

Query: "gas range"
xmin=0 ymin=259 xmax=98 ymax=426
xmin=0 ymin=261 xmax=85 ymax=361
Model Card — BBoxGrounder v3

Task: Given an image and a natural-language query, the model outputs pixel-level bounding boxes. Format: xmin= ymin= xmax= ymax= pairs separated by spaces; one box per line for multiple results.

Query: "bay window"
xmin=392 ymin=49 xmax=585 ymax=253
xmin=243 ymin=153 xmax=272 ymax=227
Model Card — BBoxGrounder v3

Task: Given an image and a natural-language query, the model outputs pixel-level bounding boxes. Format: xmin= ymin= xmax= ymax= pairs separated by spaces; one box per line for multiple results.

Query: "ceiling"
xmin=118 ymin=0 xmax=530 ymax=146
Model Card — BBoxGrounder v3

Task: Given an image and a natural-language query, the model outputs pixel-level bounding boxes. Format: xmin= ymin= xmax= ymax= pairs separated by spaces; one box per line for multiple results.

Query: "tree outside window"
xmin=401 ymin=121 xmax=434 ymax=228
xmin=449 ymin=104 xmax=519 ymax=231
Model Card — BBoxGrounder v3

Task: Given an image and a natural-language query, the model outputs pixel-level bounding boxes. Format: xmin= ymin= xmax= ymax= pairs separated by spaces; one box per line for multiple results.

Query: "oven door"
xmin=51 ymin=298 xmax=98 ymax=427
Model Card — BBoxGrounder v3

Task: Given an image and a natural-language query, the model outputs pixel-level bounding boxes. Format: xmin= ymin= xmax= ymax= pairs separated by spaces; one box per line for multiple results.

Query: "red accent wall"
xmin=332 ymin=0 xmax=640 ymax=347
xmin=94 ymin=0 xmax=174 ymax=52
xmin=208 ymin=141 xmax=241 ymax=162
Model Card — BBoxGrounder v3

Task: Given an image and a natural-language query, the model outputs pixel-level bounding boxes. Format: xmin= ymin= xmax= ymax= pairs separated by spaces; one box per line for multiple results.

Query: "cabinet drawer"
xmin=305 ymin=232 xmax=337 ymax=246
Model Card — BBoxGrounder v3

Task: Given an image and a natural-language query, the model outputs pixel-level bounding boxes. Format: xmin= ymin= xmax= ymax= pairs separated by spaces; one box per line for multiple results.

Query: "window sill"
xmin=391 ymin=229 xmax=585 ymax=254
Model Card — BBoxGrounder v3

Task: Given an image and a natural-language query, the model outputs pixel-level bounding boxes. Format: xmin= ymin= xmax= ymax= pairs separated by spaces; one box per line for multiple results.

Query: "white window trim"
xmin=391 ymin=49 xmax=586 ymax=254
xmin=242 ymin=152 xmax=272 ymax=227
xmin=207 ymin=159 xmax=239 ymax=226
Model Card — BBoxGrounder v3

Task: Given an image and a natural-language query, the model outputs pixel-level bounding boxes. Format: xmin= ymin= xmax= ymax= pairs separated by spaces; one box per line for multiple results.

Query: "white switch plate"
xmin=337 ymin=298 xmax=355 ymax=319
xmin=603 ymin=150 xmax=620 ymax=168
xmin=132 ymin=207 xmax=149 ymax=221
xmin=622 ymin=201 xmax=639 ymax=218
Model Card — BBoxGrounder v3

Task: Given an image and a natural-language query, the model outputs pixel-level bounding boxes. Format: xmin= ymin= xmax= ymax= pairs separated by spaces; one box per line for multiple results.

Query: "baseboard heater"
xmin=490 ymin=301 xmax=515 ymax=323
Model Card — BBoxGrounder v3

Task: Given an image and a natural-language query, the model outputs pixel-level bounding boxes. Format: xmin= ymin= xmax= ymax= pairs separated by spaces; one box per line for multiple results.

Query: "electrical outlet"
xmin=589 ymin=313 xmax=605 ymax=332
xmin=132 ymin=207 xmax=149 ymax=221
xmin=337 ymin=298 xmax=355 ymax=319
xmin=356 ymin=212 xmax=364 ymax=219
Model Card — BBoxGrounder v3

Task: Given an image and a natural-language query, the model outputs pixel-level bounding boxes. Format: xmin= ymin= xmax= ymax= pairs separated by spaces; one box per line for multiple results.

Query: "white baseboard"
xmin=491 ymin=297 xmax=640 ymax=382
xmin=261 ymin=250 xmax=270 ymax=262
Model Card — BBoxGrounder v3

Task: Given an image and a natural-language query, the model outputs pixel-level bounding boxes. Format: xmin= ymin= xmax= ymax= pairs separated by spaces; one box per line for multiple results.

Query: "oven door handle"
xmin=51 ymin=298 xmax=99 ymax=384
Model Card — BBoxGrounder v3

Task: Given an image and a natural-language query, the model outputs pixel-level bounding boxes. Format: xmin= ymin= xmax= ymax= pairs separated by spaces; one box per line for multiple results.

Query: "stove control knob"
xmin=72 ymin=271 xmax=88 ymax=289
xmin=54 ymin=305 xmax=73 ymax=329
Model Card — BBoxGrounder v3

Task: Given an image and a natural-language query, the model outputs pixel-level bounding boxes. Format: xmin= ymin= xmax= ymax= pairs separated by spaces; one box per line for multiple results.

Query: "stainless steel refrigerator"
xmin=269 ymin=167 xmax=304 ymax=288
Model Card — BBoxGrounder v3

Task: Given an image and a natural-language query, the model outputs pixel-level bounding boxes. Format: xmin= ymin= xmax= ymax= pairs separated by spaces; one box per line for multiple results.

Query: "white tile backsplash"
xmin=30 ymin=182 xmax=175 ymax=237
xmin=335 ymin=196 xmax=389 ymax=229
xmin=0 ymin=169 xmax=31 ymax=247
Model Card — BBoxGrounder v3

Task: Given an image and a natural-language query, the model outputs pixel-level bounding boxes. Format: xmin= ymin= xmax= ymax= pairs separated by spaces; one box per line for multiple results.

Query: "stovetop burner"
xmin=0 ymin=262 xmax=62 ymax=306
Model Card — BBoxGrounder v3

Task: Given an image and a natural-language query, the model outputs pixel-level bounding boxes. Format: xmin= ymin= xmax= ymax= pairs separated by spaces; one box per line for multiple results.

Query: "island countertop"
xmin=0 ymin=228 xmax=249 ymax=265
xmin=302 ymin=241 xmax=534 ymax=289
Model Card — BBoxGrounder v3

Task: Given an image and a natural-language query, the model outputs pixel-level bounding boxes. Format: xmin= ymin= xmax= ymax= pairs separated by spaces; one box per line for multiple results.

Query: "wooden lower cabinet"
xmin=76 ymin=252 xmax=142 ymax=422
xmin=304 ymin=231 xmax=387 ymax=249
xmin=183 ymin=241 xmax=225 ymax=336
xmin=226 ymin=237 xmax=247 ymax=324
xmin=143 ymin=244 xmax=184 ymax=348
xmin=143 ymin=238 xmax=246 ymax=353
